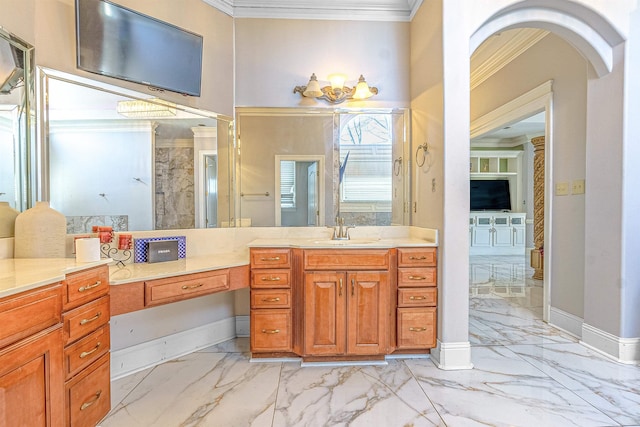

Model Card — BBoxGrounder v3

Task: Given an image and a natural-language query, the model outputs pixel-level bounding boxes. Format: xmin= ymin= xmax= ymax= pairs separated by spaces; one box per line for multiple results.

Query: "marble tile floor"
xmin=100 ymin=255 xmax=640 ymax=427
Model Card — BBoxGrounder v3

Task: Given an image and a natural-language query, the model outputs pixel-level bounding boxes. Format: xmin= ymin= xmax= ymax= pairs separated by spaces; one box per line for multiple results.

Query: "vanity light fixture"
xmin=116 ymin=98 xmax=177 ymax=118
xmin=294 ymin=73 xmax=378 ymax=104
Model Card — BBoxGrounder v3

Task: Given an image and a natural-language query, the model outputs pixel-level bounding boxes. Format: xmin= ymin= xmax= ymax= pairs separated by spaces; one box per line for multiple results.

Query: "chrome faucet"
xmin=332 ymin=217 xmax=353 ymax=240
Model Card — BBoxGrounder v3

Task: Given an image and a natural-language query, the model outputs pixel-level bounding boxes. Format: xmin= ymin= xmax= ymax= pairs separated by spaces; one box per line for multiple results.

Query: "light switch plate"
xmin=572 ymin=179 xmax=585 ymax=194
xmin=555 ymin=182 xmax=570 ymax=196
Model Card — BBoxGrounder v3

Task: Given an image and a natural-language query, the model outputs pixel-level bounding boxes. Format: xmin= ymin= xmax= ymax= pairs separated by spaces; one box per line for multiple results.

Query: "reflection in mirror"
xmin=39 ymin=68 xmax=234 ymax=232
xmin=0 ymin=28 xmax=34 ymax=232
xmin=237 ymin=108 xmax=410 ymax=227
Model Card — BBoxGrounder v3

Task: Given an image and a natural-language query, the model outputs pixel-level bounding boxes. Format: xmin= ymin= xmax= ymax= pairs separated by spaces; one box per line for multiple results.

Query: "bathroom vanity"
xmin=248 ymin=237 xmax=438 ymax=362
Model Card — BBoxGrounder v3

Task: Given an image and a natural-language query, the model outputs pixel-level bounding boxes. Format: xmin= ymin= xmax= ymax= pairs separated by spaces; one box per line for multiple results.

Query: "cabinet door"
xmin=471 ymin=226 xmax=492 ymax=247
xmin=304 ymin=272 xmax=346 ymax=356
xmin=492 ymin=225 xmax=513 ymax=247
xmin=513 ymin=226 xmax=526 ymax=247
xmin=347 ymin=272 xmax=388 ymax=355
xmin=0 ymin=327 xmax=64 ymax=427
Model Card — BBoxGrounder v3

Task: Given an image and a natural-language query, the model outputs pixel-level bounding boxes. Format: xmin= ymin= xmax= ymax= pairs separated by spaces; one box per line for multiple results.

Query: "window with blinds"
xmin=280 ymin=160 xmax=296 ymax=208
xmin=339 ymin=114 xmax=392 ymax=202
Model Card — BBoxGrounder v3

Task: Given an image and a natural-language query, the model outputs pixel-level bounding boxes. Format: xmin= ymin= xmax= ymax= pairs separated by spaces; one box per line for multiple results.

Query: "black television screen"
xmin=470 ymin=179 xmax=512 ymax=211
xmin=75 ymin=0 xmax=203 ymax=96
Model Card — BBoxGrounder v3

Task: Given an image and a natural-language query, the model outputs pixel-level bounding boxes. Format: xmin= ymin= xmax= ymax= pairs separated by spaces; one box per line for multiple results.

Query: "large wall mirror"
xmin=39 ymin=68 xmax=234 ymax=232
xmin=236 ymin=108 xmax=410 ymax=227
xmin=0 ymin=28 xmax=35 ymax=224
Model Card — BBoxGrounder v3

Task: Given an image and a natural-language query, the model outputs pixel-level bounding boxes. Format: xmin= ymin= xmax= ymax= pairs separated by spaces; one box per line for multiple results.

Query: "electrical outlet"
xmin=555 ymin=182 xmax=570 ymax=196
xmin=431 ymin=178 xmax=436 ymax=192
xmin=572 ymin=179 xmax=585 ymax=194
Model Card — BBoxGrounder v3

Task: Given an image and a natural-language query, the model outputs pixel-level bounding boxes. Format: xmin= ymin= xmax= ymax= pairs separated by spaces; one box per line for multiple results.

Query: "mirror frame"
xmin=0 ymin=27 xmax=35 ymax=211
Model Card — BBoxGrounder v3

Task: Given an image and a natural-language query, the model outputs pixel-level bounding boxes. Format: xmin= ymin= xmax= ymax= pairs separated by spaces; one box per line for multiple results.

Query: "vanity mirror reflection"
xmin=0 ymin=27 xmax=35 ymax=238
xmin=39 ymin=68 xmax=234 ymax=232
xmin=236 ymin=108 xmax=410 ymax=227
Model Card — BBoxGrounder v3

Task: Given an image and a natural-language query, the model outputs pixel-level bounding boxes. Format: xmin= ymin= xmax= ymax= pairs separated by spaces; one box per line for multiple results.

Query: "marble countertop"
xmin=247 ymin=237 xmax=438 ymax=249
xmin=0 ymin=258 xmax=112 ymax=299
xmin=108 ymin=251 xmax=249 ymax=285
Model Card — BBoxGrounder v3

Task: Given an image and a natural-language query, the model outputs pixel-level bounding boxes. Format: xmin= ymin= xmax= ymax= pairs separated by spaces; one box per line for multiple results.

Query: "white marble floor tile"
xmin=100 ymin=352 xmax=281 ymax=427
xmin=109 ymin=366 xmax=153 ymax=409
xmin=508 ymin=342 xmax=640 ymax=425
xmin=406 ymin=346 xmax=619 ymax=427
xmin=200 ymin=336 xmax=250 ymax=353
xmin=272 ymin=360 xmax=445 ymax=427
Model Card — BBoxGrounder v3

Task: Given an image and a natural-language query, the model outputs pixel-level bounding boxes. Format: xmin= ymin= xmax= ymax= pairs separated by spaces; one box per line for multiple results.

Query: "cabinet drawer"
xmin=251 ymin=289 xmax=291 ymax=309
xmin=397 ymin=307 xmax=436 ymax=349
xmin=251 ymin=270 xmax=291 ymax=289
xmin=397 ymin=248 xmax=437 ymax=267
xmin=145 ymin=269 xmax=229 ymax=307
xmin=398 ymin=267 xmax=436 ymax=287
xmin=250 ymin=249 xmax=291 ymax=268
xmin=64 ymin=324 xmax=110 ymax=380
xmin=64 ymin=265 xmax=109 ymax=310
xmin=398 ymin=288 xmax=437 ymax=307
xmin=0 ymin=284 xmax=62 ymax=348
xmin=65 ymin=353 xmax=110 ymax=427
xmin=303 ymin=249 xmax=389 ymax=270
xmin=63 ymin=296 xmax=110 ymax=345
xmin=250 ymin=309 xmax=292 ymax=352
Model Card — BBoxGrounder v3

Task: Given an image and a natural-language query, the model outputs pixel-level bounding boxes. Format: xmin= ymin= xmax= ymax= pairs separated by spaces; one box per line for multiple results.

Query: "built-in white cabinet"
xmin=469 ymin=212 xmax=526 ymax=255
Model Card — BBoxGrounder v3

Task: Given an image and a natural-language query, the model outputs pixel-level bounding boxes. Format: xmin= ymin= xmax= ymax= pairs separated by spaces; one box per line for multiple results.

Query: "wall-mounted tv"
xmin=470 ymin=179 xmax=512 ymax=211
xmin=75 ymin=0 xmax=203 ymax=96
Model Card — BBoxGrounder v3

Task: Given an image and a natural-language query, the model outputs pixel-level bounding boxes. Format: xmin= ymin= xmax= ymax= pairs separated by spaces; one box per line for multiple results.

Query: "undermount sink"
xmin=308 ymin=238 xmax=380 ymax=246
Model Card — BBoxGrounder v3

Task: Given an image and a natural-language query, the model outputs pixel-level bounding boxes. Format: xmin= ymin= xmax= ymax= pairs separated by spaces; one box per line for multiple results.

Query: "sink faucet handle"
xmin=344 ymin=225 xmax=354 ymax=239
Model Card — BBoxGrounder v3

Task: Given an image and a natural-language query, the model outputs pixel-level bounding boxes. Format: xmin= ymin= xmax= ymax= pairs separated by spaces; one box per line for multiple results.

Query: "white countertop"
xmin=108 ymin=252 xmax=249 ymax=285
xmin=0 ymin=258 xmax=112 ymax=299
xmin=247 ymin=237 xmax=438 ymax=249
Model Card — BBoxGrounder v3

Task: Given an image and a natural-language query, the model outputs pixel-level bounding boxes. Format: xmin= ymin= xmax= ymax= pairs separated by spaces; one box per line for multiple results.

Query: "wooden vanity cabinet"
xmin=62 ymin=264 xmax=111 ymax=427
xmin=396 ymin=248 xmax=437 ymax=350
xmin=250 ymin=248 xmax=293 ymax=355
xmin=304 ymin=270 xmax=389 ymax=357
xmin=302 ymin=249 xmax=390 ymax=358
xmin=0 ymin=284 xmax=64 ymax=427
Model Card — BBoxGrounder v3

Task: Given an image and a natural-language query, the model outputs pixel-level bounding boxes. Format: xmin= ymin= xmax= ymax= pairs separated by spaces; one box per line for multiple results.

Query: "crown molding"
xmin=201 ymin=0 xmax=418 ymax=21
xmin=471 ymin=29 xmax=549 ymax=90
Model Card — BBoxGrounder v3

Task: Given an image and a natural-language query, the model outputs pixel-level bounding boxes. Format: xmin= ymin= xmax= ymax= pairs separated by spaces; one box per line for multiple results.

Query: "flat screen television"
xmin=470 ymin=179 xmax=512 ymax=211
xmin=75 ymin=0 xmax=203 ymax=96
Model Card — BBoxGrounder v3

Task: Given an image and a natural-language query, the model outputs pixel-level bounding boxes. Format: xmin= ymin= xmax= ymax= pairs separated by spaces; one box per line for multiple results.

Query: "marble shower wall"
xmin=155 ymin=147 xmax=195 ymax=230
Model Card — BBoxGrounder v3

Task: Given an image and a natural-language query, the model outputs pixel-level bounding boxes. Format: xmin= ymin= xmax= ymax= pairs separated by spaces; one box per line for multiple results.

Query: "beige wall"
xmin=234 ymin=18 xmax=410 ymax=108
xmin=0 ymin=0 xmax=234 ymax=116
xmin=471 ymin=33 xmax=588 ymax=319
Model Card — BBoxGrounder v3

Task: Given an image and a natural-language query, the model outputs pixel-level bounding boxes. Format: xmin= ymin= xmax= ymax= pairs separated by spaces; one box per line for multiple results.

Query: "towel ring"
xmin=393 ymin=157 xmax=402 ymax=176
xmin=416 ymin=143 xmax=430 ymax=168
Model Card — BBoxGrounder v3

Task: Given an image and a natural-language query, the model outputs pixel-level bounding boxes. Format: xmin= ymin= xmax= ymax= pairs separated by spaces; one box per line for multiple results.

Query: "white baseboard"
xmin=235 ymin=315 xmax=250 ymax=337
xmin=548 ymin=306 xmax=582 ymax=338
xmin=430 ymin=340 xmax=474 ymax=370
xmin=110 ymin=317 xmax=236 ymax=380
xmin=581 ymin=323 xmax=640 ymax=365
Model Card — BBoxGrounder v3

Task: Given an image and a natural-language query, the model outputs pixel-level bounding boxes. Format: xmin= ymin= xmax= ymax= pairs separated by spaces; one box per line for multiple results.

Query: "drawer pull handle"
xmin=260 ymin=256 xmax=281 ymax=261
xmin=408 ymin=276 xmax=427 ymax=280
xmin=409 ymin=327 xmax=427 ymax=332
xmin=261 ymin=329 xmax=280 ymax=334
xmin=80 ymin=390 xmax=102 ymax=411
xmin=182 ymin=283 xmax=204 ymax=290
xmin=409 ymin=296 xmax=426 ymax=300
xmin=80 ymin=342 xmax=101 ymax=359
xmin=79 ymin=312 xmax=102 ymax=325
xmin=351 ymin=278 xmax=355 ymax=296
xmin=78 ymin=280 xmax=101 ymax=293
xmin=339 ymin=278 xmax=343 ymax=296
xmin=408 ymin=255 xmax=427 ymax=260
xmin=262 ymin=297 xmax=281 ymax=302
xmin=261 ymin=277 xmax=281 ymax=282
